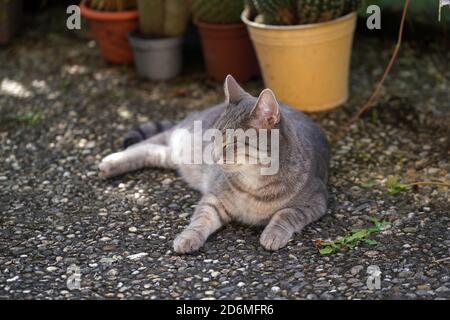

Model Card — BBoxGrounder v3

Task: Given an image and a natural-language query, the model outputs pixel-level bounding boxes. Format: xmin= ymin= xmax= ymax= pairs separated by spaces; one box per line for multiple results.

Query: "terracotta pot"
xmin=0 ymin=0 xmax=23 ymax=45
xmin=80 ymin=2 xmax=138 ymax=65
xmin=195 ymin=20 xmax=259 ymax=82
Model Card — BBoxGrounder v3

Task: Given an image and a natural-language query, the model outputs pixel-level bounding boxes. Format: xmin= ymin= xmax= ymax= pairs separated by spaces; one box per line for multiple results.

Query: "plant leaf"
xmin=319 ymin=246 xmax=334 ymax=255
xmin=385 ymin=175 xmax=408 ymax=195
xmin=361 ymin=181 xmax=376 ymax=188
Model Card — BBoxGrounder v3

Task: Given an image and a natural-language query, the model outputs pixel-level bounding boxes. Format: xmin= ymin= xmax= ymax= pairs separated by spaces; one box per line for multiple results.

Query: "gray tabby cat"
xmin=99 ymin=75 xmax=330 ymax=253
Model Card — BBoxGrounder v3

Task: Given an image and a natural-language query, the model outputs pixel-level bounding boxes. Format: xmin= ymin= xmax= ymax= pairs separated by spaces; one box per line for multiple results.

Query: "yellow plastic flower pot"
xmin=242 ymin=10 xmax=357 ymax=112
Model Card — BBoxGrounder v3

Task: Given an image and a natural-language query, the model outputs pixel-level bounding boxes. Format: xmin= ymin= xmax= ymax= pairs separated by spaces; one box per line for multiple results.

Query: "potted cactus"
xmin=0 ymin=0 xmax=23 ymax=45
xmin=190 ymin=0 xmax=259 ymax=82
xmin=128 ymin=0 xmax=189 ymax=80
xmin=242 ymin=0 xmax=362 ymax=112
xmin=80 ymin=0 xmax=138 ymax=65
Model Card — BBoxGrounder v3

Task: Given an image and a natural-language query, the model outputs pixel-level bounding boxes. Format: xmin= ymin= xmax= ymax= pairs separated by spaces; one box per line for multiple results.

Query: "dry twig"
xmin=336 ymin=0 xmax=411 ymax=141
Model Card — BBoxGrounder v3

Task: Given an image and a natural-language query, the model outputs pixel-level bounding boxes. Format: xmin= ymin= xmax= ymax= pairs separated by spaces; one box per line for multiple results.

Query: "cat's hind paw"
xmin=173 ymin=230 xmax=206 ymax=254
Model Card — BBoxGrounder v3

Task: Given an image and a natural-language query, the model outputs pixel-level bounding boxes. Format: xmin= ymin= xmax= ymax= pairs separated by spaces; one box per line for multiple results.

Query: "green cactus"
xmin=137 ymin=0 xmax=189 ymax=38
xmin=248 ymin=0 xmax=362 ymax=25
xmin=299 ymin=0 xmax=363 ymax=24
xmin=244 ymin=0 xmax=259 ymax=20
xmin=344 ymin=0 xmax=363 ymax=13
xmin=252 ymin=0 xmax=297 ymax=25
xmin=83 ymin=0 xmax=137 ymax=11
xmin=297 ymin=0 xmax=343 ymax=24
xmin=191 ymin=0 xmax=245 ymax=24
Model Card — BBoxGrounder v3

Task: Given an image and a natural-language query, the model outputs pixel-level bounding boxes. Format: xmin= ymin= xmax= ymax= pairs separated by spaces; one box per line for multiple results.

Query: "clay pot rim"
xmin=80 ymin=1 xmax=138 ymax=21
xmin=128 ymin=30 xmax=183 ymax=50
xmin=241 ymin=8 xmax=356 ymax=31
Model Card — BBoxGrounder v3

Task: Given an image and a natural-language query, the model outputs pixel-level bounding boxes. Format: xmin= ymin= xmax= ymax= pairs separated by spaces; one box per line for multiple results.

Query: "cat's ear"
xmin=250 ymin=89 xmax=280 ymax=128
xmin=224 ymin=74 xmax=248 ymax=104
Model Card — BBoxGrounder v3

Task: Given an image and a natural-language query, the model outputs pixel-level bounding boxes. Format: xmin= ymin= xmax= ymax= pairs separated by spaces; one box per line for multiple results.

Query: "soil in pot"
xmin=80 ymin=2 xmax=138 ymax=65
xmin=129 ymin=31 xmax=183 ymax=80
xmin=195 ymin=21 xmax=259 ymax=82
xmin=0 ymin=0 xmax=23 ymax=45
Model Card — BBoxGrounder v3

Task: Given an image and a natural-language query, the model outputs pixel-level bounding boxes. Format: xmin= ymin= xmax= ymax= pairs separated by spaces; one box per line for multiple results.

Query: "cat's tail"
xmin=123 ymin=120 xmax=175 ymax=149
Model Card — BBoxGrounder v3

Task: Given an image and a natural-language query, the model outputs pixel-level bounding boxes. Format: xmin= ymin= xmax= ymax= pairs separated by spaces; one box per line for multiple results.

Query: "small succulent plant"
xmin=83 ymin=0 xmax=137 ymax=11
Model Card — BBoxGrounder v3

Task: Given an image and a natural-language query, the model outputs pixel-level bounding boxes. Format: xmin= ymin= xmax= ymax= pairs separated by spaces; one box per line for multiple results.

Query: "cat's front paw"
xmin=99 ymin=152 xmax=124 ymax=178
xmin=260 ymin=226 xmax=292 ymax=251
xmin=173 ymin=229 xmax=206 ymax=254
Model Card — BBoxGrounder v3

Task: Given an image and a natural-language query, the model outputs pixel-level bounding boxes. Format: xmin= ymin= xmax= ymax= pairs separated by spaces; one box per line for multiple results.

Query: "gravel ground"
xmin=0 ymin=8 xmax=449 ymax=300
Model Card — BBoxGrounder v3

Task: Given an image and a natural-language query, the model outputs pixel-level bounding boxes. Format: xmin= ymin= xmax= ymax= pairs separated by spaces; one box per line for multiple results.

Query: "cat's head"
xmin=213 ymin=75 xmax=280 ymax=174
xmin=215 ymin=75 xmax=280 ymax=131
